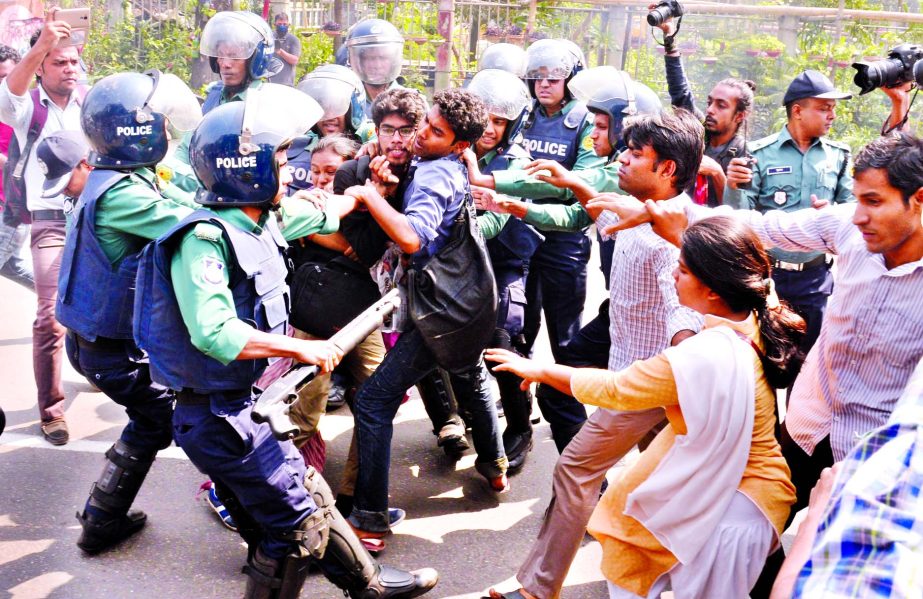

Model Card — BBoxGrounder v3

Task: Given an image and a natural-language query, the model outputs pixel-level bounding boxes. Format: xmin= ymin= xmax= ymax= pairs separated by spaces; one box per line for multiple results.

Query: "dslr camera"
xmin=647 ymin=0 xmax=684 ymax=27
xmin=852 ymin=43 xmax=923 ymax=95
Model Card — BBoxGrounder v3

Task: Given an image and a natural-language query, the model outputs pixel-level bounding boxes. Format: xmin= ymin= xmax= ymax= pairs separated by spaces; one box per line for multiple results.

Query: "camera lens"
xmin=852 ymin=57 xmax=905 ymax=95
xmin=647 ymin=6 xmax=671 ymax=26
xmin=915 ymin=58 xmax=923 ymax=88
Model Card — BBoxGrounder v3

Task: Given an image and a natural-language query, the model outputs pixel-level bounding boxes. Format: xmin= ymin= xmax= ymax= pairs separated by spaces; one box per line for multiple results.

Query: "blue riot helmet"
xmin=190 ymin=83 xmax=323 ymax=207
xmin=568 ymin=66 xmax=662 ymax=154
xmin=297 ymin=64 xmax=367 ymax=135
xmin=200 ymin=11 xmax=281 ymax=81
xmin=468 ymin=69 xmax=532 ymax=147
xmin=81 ymin=70 xmax=202 ymax=169
xmin=524 ymin=39 xmax=579 ymax=101
xmin=346 ymin=19 xmax=404 ymax=86
xmin=478 ymin=43 xmax=528 ymax=78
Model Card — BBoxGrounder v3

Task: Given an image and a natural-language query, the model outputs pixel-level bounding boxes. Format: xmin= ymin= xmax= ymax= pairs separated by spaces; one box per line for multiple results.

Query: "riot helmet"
xmin=200 ymin=11 xmax=281 ymax=81
xmin=297 ymin=64 xmax=367 ymax=134
xmin=524 ymin=39 xmax=580 ymax=100
xmin=189 ymin=83 xmax=323 ymax=207
xmin=478 ymin=43 xmax=528 ymax=78
xmin=81 ymin=70 xmax=202 ymax=169
xmin=467 ymin=69 xmax=531 ymax=147
xmin=346 ymin=19 xmax=404 ymax=86
xmin=568 ymin=66 xmax=662 ymax=152
xmin=558 ymin=39 xmax=587 ymax=75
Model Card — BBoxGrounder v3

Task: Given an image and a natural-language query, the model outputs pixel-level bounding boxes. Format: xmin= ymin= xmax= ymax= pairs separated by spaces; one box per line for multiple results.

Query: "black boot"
xmin=417 ymin=369 xmax=468 ymax=456
xmin=495 ymin=371 xmax=533 ymax=474
xmin=303 ymin=467 xmax=439 ymax=598
xmin=242 ymin=546 xmax=313 ymax=599
xmin=76 ymin=439 xmax=154 ymax=553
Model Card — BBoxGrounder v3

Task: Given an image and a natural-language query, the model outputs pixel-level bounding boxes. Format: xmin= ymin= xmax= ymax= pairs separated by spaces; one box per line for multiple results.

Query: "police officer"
xmin=346 ymin=19 xmax=405 ymax=119
xmin=166 ymin=11 xmax=280 ymax=192
xmin=56 ymin=71 xmax=203 ymax=553
xmin=467 ymin=68 xmax=540 ymax=472
xmin=465 ymin=67 xmax=662 ymax=452
xmin=727 ymin=70 xmax=853 ymax=361
xmin=286 ymin=64 xmax=375 ymax=193
xmin=133 ymin=84 xmax=438 ymax=598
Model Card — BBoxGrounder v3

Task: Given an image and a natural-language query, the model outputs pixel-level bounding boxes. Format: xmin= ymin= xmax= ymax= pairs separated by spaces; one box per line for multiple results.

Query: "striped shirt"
xmin=793 ymin=358 xmax=923 ymax=598
xmin=737 ymin=203 xmax=923 ymax=460
xmin=597 ymin=193 xmax=703 ymax=371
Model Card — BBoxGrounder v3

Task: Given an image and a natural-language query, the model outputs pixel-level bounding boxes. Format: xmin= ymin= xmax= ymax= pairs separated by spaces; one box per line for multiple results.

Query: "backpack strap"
xmin=11 ymin=88 xmax=48 ymax=180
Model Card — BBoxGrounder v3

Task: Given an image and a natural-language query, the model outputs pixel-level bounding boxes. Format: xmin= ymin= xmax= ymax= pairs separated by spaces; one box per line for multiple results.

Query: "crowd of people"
xmin=0 ymin=5 xmax=921 ymax=599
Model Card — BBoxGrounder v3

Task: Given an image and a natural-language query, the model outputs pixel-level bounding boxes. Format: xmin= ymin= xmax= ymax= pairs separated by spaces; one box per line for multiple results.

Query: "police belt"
xmin=772 ymin=254 xmax=828 ymax=272
xmin=31 ymin=209 xmax=67 ymax=221
xmin=72 ymin=333 xmax=126 ymax=352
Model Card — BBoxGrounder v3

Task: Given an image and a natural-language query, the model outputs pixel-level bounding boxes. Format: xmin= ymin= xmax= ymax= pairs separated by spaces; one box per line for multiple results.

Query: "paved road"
xmin=0 ymin=240 xmax=616 ymax=599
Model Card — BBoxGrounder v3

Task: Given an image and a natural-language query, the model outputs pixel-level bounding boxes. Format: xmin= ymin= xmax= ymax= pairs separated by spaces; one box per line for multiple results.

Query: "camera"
xmin=915 ymin=58 xmax=923 ymax=88
xmin=647 ymin=0 xmax=684 ymax=27
xmin=852 ymin=43 xmax=923 ymax=95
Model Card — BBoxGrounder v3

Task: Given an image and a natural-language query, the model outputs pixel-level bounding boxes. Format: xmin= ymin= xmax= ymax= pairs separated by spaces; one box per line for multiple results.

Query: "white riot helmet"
xmin=478 ymin=43 xmax=528 ymax=78
xmin=346 ymin=19 xmax=404 ymax=86
xmin=200 ymin=11 xmax=281 ymax=80
xmin=468 ymin=69 xmax=531 ymax=146
xmin=297 ymin=65 xmax=367 ymax=133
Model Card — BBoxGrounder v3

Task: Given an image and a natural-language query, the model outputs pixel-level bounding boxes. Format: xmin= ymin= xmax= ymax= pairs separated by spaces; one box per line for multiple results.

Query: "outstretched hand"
xmin=484 ymin=348 xmax=544 ymax=391
xmin=587 ymin=193 xmax=649 ymax=235
xmin=524 ymin=159 xmax=574 ymax=190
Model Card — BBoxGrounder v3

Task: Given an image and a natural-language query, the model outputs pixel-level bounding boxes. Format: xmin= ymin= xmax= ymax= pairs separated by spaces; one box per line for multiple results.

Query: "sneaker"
xmin=41 ymin=418 xmax=69 ymax=446
xmin=388 ymin=507 xmax=406 ymax=528
xmin=198 ymin=480 xmax=237 ymax=531
xmin=436 ymin=421 xmax=469 ymax=457
xmin=326 ymin=381 xmax=347 ymax=412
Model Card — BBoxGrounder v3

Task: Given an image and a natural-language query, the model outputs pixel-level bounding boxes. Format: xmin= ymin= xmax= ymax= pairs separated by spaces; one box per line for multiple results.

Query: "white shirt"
xmin=0 ymin=80 xmax=84 ymax=211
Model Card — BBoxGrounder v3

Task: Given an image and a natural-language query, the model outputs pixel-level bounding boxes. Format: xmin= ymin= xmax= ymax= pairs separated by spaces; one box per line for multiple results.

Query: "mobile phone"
xmin=53 ymin=7 xmax=90 ymax=29
xmin=52 ymin=8 xmax=90 ymax=46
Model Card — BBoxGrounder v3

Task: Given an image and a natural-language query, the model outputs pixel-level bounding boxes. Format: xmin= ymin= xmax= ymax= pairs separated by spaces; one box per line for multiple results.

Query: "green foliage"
xmin=293 ymin=31 xmax=336 ymax=82
xmin=82 ymin=0 xmax=198 ymax=83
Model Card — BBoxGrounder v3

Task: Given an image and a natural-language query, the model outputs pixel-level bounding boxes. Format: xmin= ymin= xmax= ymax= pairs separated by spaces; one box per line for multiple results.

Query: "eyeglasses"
xmin=378 ymin=125 xmax=416 ymax=139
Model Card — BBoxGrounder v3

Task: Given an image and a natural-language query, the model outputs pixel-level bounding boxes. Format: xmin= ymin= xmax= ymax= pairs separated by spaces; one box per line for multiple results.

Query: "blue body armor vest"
xmin=133 ymin=210 xmax=291 ymax=393
xmin=520 ymin=100 xmax=588 ymax=181
xmin=483 ymin=145 xmax=544 ymax=264
xmin=285 ymin=136 xmax=314 ymax=195
xmin=56 ymin=170 xmax=141 ymax=341
xmin=202 ymin=84 xmax=225 ymax=115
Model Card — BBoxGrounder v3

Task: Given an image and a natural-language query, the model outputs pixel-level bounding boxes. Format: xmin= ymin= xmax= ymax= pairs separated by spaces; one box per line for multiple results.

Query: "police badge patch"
xmin=201 ymin=257 xmax=225 ymax=285
xmin=773 ymin=191 xmax=787 ymax=205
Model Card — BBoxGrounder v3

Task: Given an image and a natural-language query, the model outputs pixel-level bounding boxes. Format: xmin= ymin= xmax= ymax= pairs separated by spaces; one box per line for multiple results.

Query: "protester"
xmin=489 ymin=215 xmax=800 ymax=598
xmin=0 ymin=18 xmax=85 ymax=445
xmin=344 ymin=89 xmax=508 ymax=541
xmin=0 ymin=43 xmax=33 ymax=290
xmin=268 ymin=12 xmax=301 ymax=86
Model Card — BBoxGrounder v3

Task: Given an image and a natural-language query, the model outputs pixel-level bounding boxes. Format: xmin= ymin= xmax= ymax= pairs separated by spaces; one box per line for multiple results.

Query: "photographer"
xmin=852 ymin=43 xmax=922 ymax=135
xmin=651 ymin=1 xmax=753 ymax=206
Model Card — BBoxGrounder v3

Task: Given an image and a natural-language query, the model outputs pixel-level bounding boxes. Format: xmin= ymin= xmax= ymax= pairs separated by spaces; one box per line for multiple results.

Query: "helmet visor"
xmin=148 ymin=72 xmax=203 ymax=133
xmin=349 ymin=43 xmax=403 ymax=85
xmin=200 ymin=13 xmax=263 ymax=59
xmin=243 ymin=83 xmax=324 ymax=147
xmin=297 ymin=78 xmax=354 ymax=121
xmin=567 ymin=66 xmax=632 ymax=111
xmin=468 ymin=69 xmax=531 ymax=121
xmin=524 ymin=42 xmax=574 ymax=80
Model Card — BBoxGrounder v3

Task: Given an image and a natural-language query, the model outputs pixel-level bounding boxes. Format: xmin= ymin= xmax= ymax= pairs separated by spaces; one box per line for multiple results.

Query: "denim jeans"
xmin=349 ymin=325 xmax=506 ymax=532
xmin=0 ymin=220 xmax=33 ymax=290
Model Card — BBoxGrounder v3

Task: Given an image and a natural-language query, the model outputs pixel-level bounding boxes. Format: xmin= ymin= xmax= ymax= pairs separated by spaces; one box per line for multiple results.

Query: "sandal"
xmin=483 ymin=589 xmax=531 ymax=599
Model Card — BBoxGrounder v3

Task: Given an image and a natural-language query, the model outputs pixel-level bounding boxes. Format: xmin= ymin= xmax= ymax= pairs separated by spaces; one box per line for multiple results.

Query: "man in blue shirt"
xmin=344 ymin=89 xmax=508 ymax=538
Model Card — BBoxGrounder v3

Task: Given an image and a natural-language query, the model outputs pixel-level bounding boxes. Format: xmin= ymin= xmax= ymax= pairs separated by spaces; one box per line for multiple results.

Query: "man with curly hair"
xmin=344 ymin=89 xmax=509 ymax=539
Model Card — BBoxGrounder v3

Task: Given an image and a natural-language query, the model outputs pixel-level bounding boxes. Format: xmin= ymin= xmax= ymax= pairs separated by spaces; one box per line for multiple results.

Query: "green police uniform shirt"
xmin=94 ymin=167 xmax=199 ymax=266
xmin=476 ymin=146 xmax=532 ymax=239
xmin=730 ymin=125 xmax=854 ymax=263
xmin=170 ymin=198 xmax=340 ymax=364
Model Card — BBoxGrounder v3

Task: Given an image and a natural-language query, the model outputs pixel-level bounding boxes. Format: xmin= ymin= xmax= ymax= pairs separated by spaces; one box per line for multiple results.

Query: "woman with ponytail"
xmin=487 ymin=215 xmax=802 ymax=599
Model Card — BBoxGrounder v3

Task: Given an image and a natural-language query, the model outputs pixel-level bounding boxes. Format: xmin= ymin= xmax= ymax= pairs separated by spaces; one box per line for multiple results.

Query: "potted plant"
xmin=321 ymin=21 xmax=341 ymax=37
xmin=506 ymin=24 xmax=524 ymax=42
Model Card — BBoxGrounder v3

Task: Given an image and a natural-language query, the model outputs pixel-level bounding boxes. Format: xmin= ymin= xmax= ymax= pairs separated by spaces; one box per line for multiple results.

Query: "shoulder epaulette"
xmin=748 ymin=132 xmax=780 ymax=153
xmin=192 ymin=222 xmax=223 ymax=243
xmin=821 ymin=137 xmax=851 ymax=153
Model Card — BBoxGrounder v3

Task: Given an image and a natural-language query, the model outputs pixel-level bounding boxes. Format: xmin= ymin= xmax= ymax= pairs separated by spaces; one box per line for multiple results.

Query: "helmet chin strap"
xmin=239 ymin=90 xmax=260 ymax=155
xmin=137 ymin=69 xmax=162 ymax=124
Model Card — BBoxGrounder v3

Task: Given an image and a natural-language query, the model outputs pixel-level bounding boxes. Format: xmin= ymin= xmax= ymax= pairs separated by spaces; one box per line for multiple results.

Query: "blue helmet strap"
xmin=137 ymin=69 xmax=161 ymax=125
xmin=238 ymin=92 xmax=260 ymax=155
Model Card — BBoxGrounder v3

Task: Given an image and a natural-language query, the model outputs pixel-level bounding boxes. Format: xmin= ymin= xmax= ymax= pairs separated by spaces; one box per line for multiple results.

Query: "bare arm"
xmin=5 ymin=18 xmax=71 ymax=97
xmin=236 ymin=329 xmax=341 ymax=373
xmin=484 ymin=348 xmax=576 ymax=396
xmin=346 ymin=184 xmax=421 ymax=254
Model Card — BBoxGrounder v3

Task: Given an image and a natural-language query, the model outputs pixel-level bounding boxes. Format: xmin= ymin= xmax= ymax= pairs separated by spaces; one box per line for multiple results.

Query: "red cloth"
xmin=693 ymin=174 xmax=709 ymax=206
xmin=0 ymin=122 xmax=13 ymax=205
xmin=299 ymin=429 xmax=327 ymax=474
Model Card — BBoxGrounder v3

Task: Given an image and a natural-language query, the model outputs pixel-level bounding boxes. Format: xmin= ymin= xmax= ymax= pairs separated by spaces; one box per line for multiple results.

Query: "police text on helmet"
xmin=116 ymin=125 xmax=153 ymax=136
xmin=216 ymin=155 xmax=258 ymax=169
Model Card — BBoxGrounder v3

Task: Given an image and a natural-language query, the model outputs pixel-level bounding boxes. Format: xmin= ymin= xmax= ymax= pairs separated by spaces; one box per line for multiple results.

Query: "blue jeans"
xmin=349 ymin=325 xmax=506 ymax=532
xmin=0 ymin=220 xmax=33 ymax=290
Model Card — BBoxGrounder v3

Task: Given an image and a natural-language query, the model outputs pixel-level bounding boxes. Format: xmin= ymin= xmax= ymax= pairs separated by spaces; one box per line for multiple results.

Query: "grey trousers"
xmin=518 ymin=406 xmax=665 ymax=599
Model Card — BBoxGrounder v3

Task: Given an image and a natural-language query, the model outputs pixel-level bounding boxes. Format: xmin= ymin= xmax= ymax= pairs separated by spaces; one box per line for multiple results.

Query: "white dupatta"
xmin=623 ymin=326 xmax=756 ymax=564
